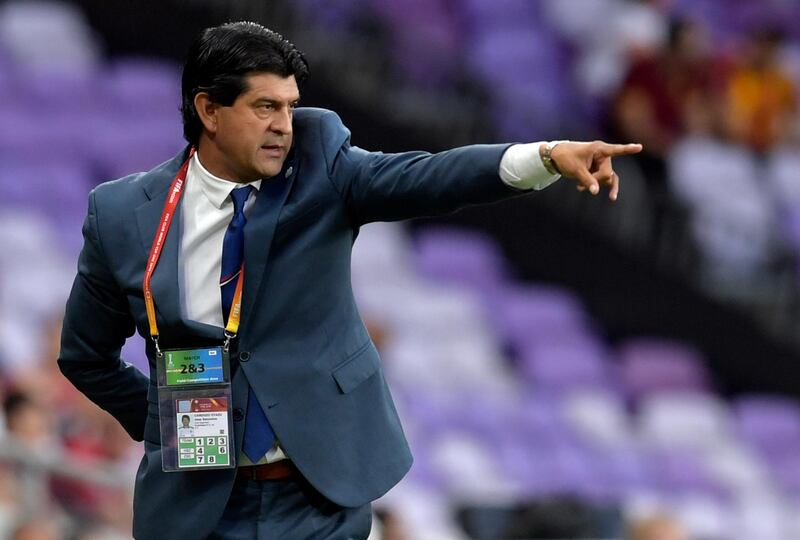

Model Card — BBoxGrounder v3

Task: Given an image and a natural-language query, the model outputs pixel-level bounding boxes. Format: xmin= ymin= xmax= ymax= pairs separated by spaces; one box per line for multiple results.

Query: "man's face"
xmin=209 ymin=73 xmax=299 ymax=182
xmin=182 ymin=417 xmax=190 ymax=427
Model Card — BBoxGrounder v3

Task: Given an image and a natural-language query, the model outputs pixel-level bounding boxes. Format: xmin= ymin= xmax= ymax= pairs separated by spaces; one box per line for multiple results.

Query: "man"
xmin=178 ymin=415 xmax=195 ymax=438
xmin=58 ymin=21 xmax=641 ymax=539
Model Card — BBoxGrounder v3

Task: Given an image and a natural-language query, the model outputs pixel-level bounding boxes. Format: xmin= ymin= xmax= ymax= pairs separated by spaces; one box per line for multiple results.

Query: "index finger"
xmin=598 ymin=143 xmax=643 ymax=157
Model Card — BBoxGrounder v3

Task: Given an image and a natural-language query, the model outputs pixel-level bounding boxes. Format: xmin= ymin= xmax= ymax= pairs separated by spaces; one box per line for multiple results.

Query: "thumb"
xmin=575 ymin=167 xmax=599 ymax=195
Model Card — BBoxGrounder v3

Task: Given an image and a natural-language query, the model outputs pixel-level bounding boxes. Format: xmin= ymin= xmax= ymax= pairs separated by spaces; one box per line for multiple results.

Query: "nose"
xmin=271 ymin=107 xmax=292 ymax=136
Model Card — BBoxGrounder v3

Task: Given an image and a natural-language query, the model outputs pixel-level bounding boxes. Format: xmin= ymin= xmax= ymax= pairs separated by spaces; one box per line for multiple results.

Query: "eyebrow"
xmin=252 ymin=97 xmax=301 ymax=106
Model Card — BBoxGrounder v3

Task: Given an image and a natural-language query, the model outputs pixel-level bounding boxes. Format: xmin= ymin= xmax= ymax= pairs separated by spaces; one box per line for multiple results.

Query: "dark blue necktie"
xmin=220 ymin=186 xmax=276 ymax=463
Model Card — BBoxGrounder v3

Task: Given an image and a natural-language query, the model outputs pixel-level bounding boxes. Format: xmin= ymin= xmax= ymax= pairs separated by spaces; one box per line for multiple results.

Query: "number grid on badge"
xmin=178 ymin=436 xmax=230 ymax=468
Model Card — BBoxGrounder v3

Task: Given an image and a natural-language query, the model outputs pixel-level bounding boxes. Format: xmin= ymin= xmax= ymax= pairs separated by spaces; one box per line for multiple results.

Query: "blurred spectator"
xmin=611 ymin=17 xmax=727 ymax=248
xmin=15 ymin=317 xmax=85 ymax=416
xmin=725 ymin=28 xmax=797 ymax=153
xmin=0 ymin=466 xmax=22 ymax=536
xmin=544 ymin=0 xmax=669 ymax=97
xmin=10 ymin=517 xmax=64 ymax=540
xmin=627 ymin=514 xmax=689 ymax=540
xmin=72 ymin=522 xmax=130 ymax=540
xmin=612 ymin=18 xmax=722 ymax=179
xmin=372 ymin=508 xmax=409 ymax=540
xmin=3 ymin=390 xmax=58 ymax=454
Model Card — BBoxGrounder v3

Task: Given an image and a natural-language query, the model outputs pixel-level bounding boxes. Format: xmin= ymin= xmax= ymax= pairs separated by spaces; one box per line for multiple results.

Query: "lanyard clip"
xmin=153 ymin=335 xmax=162 ymax=359
xmin=223 ymin=331 xmax=237 ymax=354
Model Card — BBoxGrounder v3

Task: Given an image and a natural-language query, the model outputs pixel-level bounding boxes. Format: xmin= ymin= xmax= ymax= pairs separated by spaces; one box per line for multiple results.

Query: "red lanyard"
xmin=143 ymin=148 xmax=245 ymax=344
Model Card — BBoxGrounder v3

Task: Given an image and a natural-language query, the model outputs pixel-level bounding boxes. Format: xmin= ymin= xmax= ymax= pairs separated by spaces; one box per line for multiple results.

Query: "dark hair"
xmin=3 ymin=390 xmax=32 ymax=420
xmin=667 ymin=18 xmax=696 ymax=51
xmin=181 ymin=415 xmax=190 ymax=422
xmin=181 ymin=21 xmax=309 ymax=146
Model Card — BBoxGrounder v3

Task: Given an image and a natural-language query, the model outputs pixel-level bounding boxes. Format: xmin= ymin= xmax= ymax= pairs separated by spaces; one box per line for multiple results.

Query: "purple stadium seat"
xmin=461 ymin=0 xmax=541 ymax=33
xmin=735 ymin=395 xmax=800 ymax=462
xmin=90 ymin=116 xmax=185 ymax=181
xmin=467 ymin=29 xmax=561 ymax=91
xmin=0 ymin=159 xmax=91 ymax=257
xmin=563 ymin=389 xmax=632 ymax=448
xmin=0 ymin=107 xmax=89 ymax=164
xmin=394 ymin=389 xmax=461 ymax=441
xmin=497 ymin=426 xmax=620 ymax=500
xmin=466 ymin=26 xmax=571 ymax=138
xmin=595 ymin=444 xmax=656 ymax=499
xmin=638 ymin=391 xmax=732 ymax=451
xmin=295 ymin=0 xmax=362 ymax=31
xmin=618 ymin=338 xmax=711 ymax=401
xmin=370 ymin=0 xmax=461 ymax=87
xmin=414 ymin=227 xmax=509 ymax=290
xmin=0 ymin=160 xmax=88 ymax=214
xmin=770 ymin=454 xmax=800 ymax=500
xmin=518 ymin=392 xmax=568 ymax=437
xmin=519 ymin=340 xmax=611 ymax=393
xmin=16 ymin=68 xmax=100 ymax=113
xmin=103 ymin=58 xmax=181 ymax=119
xmin=786 ymin=210 xmax=800 ymax=251
xmin=486 ymin=283 xmax=592 ymax=352
xmin=649 ymin=448 xmax=729 ymax=500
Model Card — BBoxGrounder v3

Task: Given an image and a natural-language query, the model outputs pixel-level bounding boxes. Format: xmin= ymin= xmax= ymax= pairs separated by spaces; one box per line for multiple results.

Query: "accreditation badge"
xmin=156 ymin=346 xmax=235 ymax=472
xmin=142 ymin=149 xmax=240 ymax=472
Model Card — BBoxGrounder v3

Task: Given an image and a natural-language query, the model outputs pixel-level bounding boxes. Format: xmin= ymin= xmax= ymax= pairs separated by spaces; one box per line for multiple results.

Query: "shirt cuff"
xmin=499 ymin=142 xmax=563 ymax=191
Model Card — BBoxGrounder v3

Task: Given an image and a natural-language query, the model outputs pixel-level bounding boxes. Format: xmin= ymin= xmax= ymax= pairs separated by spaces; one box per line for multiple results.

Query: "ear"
xmin=194 ymin=92 xmax=220 ymax=135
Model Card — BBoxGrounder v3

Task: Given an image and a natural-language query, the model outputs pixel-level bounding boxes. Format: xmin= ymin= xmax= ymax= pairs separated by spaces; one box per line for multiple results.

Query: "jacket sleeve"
xmin=58 ymin=189 xmax=149 ymax=441
xmin=318 ymin=110 xmax=526 ymax=225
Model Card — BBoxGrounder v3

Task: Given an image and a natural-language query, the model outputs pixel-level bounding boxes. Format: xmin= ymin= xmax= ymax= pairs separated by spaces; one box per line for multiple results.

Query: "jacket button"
xmin=239 ymin=351 xmax=250 ymax=362
xmin=233 ymin=408 xmax=244 ymax=422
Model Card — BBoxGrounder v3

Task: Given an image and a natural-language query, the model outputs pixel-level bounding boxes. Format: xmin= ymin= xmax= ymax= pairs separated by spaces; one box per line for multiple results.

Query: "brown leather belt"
xmin=236 ymin=460 xmax=296 ymax=482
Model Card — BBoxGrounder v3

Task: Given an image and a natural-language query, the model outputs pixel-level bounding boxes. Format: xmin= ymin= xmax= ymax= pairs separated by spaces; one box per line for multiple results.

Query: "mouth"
xmin=260 ymin=144 xmax=285 ymax=158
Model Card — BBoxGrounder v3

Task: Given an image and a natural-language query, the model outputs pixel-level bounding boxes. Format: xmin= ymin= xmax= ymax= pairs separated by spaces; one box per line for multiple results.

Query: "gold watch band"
xmin=542 ymin=141 xmax=566 ymax=176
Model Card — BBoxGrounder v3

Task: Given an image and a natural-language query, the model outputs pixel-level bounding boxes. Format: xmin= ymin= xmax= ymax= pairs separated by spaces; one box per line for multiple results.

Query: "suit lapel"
xmin=136 ymin=196 xmax=225 ymax=340
xmin=240 ymin=158 xmax=297 ymax=329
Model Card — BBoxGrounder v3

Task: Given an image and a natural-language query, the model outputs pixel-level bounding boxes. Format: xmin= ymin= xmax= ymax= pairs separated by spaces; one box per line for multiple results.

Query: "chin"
xmin=257 ymin=161 xmax=285 ymax=179
xmin=261 ymin=167 xmax=282 ymax=179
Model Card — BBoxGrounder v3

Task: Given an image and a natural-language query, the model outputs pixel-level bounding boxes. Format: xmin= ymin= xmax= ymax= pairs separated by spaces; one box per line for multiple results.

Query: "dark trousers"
xmin=207 ymin=474 xmax=372 ymax=540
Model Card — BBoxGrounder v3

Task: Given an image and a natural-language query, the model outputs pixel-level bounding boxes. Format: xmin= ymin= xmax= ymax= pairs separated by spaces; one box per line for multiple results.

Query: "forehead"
xmin=241 ymin=72 xmax=299 ymax=101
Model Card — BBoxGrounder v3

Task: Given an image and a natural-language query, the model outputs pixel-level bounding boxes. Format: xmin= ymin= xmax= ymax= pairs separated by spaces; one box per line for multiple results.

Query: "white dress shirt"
xmin=179 ymin=153 xmax=288 ymax=464
xmin=178 ymin=143 xmax=559 ymax=464
xmin=499 ymin=142 xmax=563 ymax=190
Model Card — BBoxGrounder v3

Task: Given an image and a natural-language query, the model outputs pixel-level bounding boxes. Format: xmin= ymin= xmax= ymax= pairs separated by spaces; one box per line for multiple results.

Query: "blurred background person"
xmin=627 ymin=514 xmax=690 ymax=540
xmin=725 ymin=27 xmax=797 ymax=154
xmin=3 ymin=390 xmax=58 ymax=455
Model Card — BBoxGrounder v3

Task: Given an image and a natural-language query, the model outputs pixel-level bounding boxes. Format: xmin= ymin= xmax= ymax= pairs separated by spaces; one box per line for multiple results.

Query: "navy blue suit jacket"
xmin=59 ymin=108 xmax=521 ymax=539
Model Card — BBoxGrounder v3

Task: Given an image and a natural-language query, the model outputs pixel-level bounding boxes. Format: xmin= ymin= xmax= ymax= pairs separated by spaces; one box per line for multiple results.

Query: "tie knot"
xmin=230 ymin=186 xmax=253 ymax=215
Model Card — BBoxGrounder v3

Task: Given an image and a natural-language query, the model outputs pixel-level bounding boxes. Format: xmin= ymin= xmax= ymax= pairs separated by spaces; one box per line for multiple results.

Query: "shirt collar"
xmin=191 ymin=152 xmax=263 ymax=210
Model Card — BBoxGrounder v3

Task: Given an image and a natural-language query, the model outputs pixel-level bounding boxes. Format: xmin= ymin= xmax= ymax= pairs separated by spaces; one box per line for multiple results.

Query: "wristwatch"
xmin=541 ymin=141 xmax=568 ymax=176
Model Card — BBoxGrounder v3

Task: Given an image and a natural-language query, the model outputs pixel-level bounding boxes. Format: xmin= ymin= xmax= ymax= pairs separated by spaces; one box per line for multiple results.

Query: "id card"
xmin=176 ymin=397 xmax=230 ymax=468
xmin=163 ymin=347 xmax=225 ymax=385
xmin=157 ymin=346 xmax=235 ymax=472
